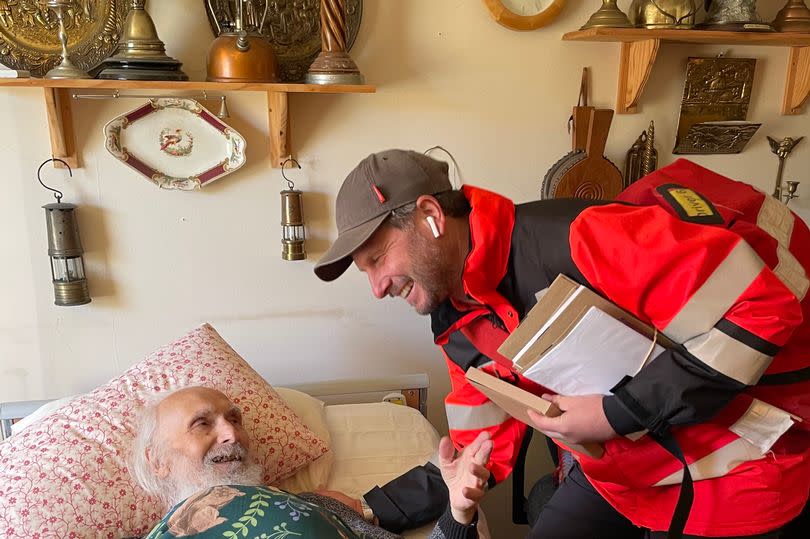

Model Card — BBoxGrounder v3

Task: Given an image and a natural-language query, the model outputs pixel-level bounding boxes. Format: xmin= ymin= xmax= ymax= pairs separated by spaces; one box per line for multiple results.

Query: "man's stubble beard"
xmin=162 ymin=443 xmax=264 ymax=506
xmin=408 ymin=230 xmax=458 ymax=316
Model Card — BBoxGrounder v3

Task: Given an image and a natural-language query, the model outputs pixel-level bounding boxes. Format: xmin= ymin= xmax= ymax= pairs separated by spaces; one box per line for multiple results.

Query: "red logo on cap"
xmin=372 ymin=184 xmax=386 ymax=204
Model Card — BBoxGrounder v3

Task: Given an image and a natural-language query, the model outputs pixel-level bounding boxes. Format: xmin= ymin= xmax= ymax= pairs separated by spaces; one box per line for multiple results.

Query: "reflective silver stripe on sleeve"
xmin=775 ymin=244 xmax=809 ymax=301
xmin=757 ymin=194 xmax=794 ymax=248
xmin=756 ymin=196 xmax=808 ymax=301
xmin=663 ymin=241 xmax=764 ymax=343
xmin=683 ymin=328 xmax=773 ymax=385
xmin=446 ymin=401 xmax=510 ymax=431
xmin=654 ymin=437 xmax=762 ymax=486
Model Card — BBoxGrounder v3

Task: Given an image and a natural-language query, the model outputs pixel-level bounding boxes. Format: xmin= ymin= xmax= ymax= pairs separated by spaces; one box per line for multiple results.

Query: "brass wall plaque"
xmin=673 ymin=57 xmax=760 ymax=154
xmin=204 ymin=0 xmax=363 ymax=82
xmin=0 ymin=1 xmax=129 ymax=77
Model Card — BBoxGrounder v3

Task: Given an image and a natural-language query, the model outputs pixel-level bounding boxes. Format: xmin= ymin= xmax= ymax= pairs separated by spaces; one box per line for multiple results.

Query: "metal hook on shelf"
xmin=281 ymin=157 xmax=302 ymax=190
xmin=37 ymin=158 xmax=72 ymax=203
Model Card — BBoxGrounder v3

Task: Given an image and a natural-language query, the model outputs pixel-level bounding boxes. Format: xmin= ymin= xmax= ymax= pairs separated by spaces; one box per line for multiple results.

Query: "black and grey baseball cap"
xmin=314 ymin=149 xmax=452 ymax=281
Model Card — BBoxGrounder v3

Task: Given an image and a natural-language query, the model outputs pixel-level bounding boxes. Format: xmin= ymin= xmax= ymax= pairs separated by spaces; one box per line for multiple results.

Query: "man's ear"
xmin=145 ymin=447 xmax=171 ymax=479
xmin=415 ymin=195 xmax=445 ymax=234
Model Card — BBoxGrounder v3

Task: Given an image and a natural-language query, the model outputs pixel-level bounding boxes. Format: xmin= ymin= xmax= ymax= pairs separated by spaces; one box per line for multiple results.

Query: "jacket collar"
xmin=435 ymin=185 xmax=518 ymax=337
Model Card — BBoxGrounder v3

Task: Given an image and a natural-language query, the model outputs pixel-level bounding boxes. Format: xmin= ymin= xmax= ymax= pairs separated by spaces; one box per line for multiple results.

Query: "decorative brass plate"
xmin=673 ymin=57 xmax=759 ymax=154
xmin=203 ymin=0 xmax=363 ymax=82
xmin=0 ymin=1 xmax=129 ymax=77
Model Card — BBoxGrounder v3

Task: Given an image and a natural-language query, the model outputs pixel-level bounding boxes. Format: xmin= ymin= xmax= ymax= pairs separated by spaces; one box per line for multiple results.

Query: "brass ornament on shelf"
xmin=305 ymin=0 xmax=364 ymax=84
xmin=699 ymin=0 xmax=773 ymax=31
xmin=624 ymin=121 xmax=658 ymax=187
xmin=768 ymin=136 xmax=803 ymax=205
xmin=203 ymin=0 xmax=363 ymax=82
xmin=580 ymin=1 xmax=632 ymax=29
xmin=38 ymin=0 xmax=91 ymax=79
xmin=674 ymin=56 xmax=761 ymax=154
xmin=628 ymin=0 xmax=697 ymax=29
xmin=772 ymin=0 xmax=810 ymax=33
xmin=0 ymin=0 xmax=127 ymax=77
xmin=97 ymin=0 xmax=188 ymax=80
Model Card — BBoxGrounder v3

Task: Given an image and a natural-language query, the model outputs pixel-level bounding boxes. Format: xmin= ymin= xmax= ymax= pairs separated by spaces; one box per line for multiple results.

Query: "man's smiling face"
xmin=353 ymin=220 xmax=456 ymax=316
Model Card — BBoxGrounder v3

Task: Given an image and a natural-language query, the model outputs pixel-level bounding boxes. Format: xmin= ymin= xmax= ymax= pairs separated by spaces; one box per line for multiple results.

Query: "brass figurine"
xmin=580 ymin=1 xmax=632 ymax=30
xmin=38 ymin=0 xmax=91 ymax=79
xmin=768 ymin=136 xmax=803 ymax=205
xmin=628 ymin=0 xmax=697 ymax=29
xmin=772 ymin=0 xmax=810 ymax=33
xmin=305 ymin=0 xmax=364 ymax=84
xmin=97 ymin=0 xmax=188 ymax=80
xmin=699 ymin=0 xmax=773 ymax=31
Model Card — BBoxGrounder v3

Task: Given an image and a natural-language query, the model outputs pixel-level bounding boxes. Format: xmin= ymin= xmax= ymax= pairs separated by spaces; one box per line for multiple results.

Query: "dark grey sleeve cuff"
xmin=437 ymin=506 xmax=479 ymax=539
xmin=603 ymin=394 xmax=644 ymax=436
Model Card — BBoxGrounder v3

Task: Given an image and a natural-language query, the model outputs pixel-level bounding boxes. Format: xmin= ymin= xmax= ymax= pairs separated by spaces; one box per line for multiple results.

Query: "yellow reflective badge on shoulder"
xmin=656 ymin=184 xmax=724 ymax=225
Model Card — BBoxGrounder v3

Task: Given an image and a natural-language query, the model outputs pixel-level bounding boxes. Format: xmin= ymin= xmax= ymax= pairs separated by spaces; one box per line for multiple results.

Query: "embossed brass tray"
xmin=203 ymin=0 xmax=362 ymax=82
xmin=0 ymin=1 xmax=129 ymax=77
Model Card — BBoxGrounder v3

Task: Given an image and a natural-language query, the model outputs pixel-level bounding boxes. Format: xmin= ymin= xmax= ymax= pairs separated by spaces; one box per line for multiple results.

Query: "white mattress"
xmin=324 ymin=402 xmax=440 ymax=539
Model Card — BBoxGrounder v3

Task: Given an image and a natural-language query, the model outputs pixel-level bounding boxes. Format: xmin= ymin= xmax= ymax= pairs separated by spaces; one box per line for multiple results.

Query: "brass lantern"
xmin=280 ymin=159 xmax=306 ymax=261
xmin=38 ymin=159 xmax=91 ymax=306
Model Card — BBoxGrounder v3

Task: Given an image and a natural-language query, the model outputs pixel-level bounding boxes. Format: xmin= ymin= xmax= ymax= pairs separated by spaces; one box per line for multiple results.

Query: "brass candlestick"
xmin=97 ymin=0 xmax=188 ymax=80
xmin=305 ymin=0 xmax=364 ymax=84
xmin=580 ymin=0 xmax=633 ymax=29
xmin=39 ymin=0 xmax=91 ymax=79
xmin=768 ymin=136 xmax=803 ymax=205
xmin=772 ymin=0 xmax=810 ymax=33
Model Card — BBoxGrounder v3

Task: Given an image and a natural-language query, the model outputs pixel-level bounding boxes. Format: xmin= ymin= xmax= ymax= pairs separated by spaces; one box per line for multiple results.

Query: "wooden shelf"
xmin=0 ymin=79 xmax=376 ymax=169
xmin=563 ymin=28 xmax=810 ymax=115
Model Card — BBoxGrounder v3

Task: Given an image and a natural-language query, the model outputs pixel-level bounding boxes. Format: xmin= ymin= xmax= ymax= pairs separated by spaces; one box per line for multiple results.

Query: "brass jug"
xmin=629 ymin=0 xmax=697 ymax=28
xmin=206 ymin=0 xmax=278 ymax=82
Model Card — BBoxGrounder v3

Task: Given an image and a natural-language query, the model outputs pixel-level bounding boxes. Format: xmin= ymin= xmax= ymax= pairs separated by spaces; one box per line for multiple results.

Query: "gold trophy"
xmin=39 ymin=0 xmax=91 ymax=79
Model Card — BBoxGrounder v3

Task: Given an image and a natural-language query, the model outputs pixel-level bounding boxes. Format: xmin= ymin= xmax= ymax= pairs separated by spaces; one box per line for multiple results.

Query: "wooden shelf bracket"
xmin=616 ymin=38 xmax=660 ymax=114
xmin=783 ymin=46 xmax=810 ymax=115
xmin=268 ymin=90 xmax=290 ymax=168
xmin=43 ymin=87 xmax=79 ymax=169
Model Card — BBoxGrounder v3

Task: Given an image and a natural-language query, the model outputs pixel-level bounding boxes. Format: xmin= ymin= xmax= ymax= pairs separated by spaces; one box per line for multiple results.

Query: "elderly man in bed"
xmin=131 ymin=386 xmax=491 ymax=539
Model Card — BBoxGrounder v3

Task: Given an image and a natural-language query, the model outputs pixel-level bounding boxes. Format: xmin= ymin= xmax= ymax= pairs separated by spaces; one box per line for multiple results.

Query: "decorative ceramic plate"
xmin=0 ymin=0 xmax=128 ymax=77
xmin=104 ymin=98 xmax=246 ymax=191
xmin=203 ymin=0 xmax=362 ymax=82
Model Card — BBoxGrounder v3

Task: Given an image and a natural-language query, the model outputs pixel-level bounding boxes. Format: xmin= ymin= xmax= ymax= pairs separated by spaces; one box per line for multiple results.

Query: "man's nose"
xmin=368 ymin=271 xmax=390 ymax=299
xmin=215 ymin=419 xmax=238 ymax=444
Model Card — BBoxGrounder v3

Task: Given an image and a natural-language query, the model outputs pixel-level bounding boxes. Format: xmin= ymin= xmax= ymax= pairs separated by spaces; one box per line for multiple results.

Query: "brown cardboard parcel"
xmin=465 ymin=367 xmax=604 ymax=458
xmin=498 ymin=274 xmax=671 ymax=375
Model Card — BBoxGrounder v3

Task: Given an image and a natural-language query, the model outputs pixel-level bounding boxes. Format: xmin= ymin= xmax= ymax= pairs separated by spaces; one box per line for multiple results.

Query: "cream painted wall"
xmin=1 ymin=0 xmax=809 ymax=535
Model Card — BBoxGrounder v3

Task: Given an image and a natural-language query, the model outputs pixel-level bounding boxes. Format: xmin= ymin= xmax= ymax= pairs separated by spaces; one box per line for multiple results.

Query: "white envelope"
xmin=522 ymin=306 xmax=665 ymax=396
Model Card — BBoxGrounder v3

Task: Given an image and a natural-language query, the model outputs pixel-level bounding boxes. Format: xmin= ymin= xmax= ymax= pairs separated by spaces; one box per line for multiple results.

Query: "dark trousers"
xmin=528 ymin=463 xmax=783 ymax=539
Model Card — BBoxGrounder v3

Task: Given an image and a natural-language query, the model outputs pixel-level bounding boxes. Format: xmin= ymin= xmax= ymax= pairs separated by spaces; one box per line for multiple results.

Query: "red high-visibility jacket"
xmin=365 ymin=160 xmax=809 ymax=536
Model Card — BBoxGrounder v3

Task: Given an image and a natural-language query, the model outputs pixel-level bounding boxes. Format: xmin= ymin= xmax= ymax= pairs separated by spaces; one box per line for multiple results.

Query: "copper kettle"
xmin=206 ymin=0 xmax=278 ymax=82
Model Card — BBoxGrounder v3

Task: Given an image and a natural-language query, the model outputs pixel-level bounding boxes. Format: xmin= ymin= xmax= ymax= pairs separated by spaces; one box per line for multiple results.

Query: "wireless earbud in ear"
xmin=426 ymin=216 xmax=440 ymax=239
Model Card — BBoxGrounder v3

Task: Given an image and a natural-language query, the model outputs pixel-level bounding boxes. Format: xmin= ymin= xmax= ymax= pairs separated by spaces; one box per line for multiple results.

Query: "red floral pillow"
xmin=0 ymin=324 xmax=329 ymax=538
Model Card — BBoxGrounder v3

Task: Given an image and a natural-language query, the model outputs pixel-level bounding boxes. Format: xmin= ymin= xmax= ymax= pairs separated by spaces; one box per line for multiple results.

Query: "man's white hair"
xmin=130 ymin=390 xmax=177 ymax=502
xmin=129 ymin=388 xmax=263 ymax=507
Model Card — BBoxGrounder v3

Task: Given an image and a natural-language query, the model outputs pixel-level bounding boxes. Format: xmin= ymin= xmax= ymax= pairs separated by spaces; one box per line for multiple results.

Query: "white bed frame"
xmin=0 ymin=373 xmax=430 ymax=441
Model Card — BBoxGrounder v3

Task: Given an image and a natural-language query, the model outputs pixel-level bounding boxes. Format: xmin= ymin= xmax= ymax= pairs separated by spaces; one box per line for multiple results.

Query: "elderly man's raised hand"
xmin=437 ymin=431 xmax=493 ymax=525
